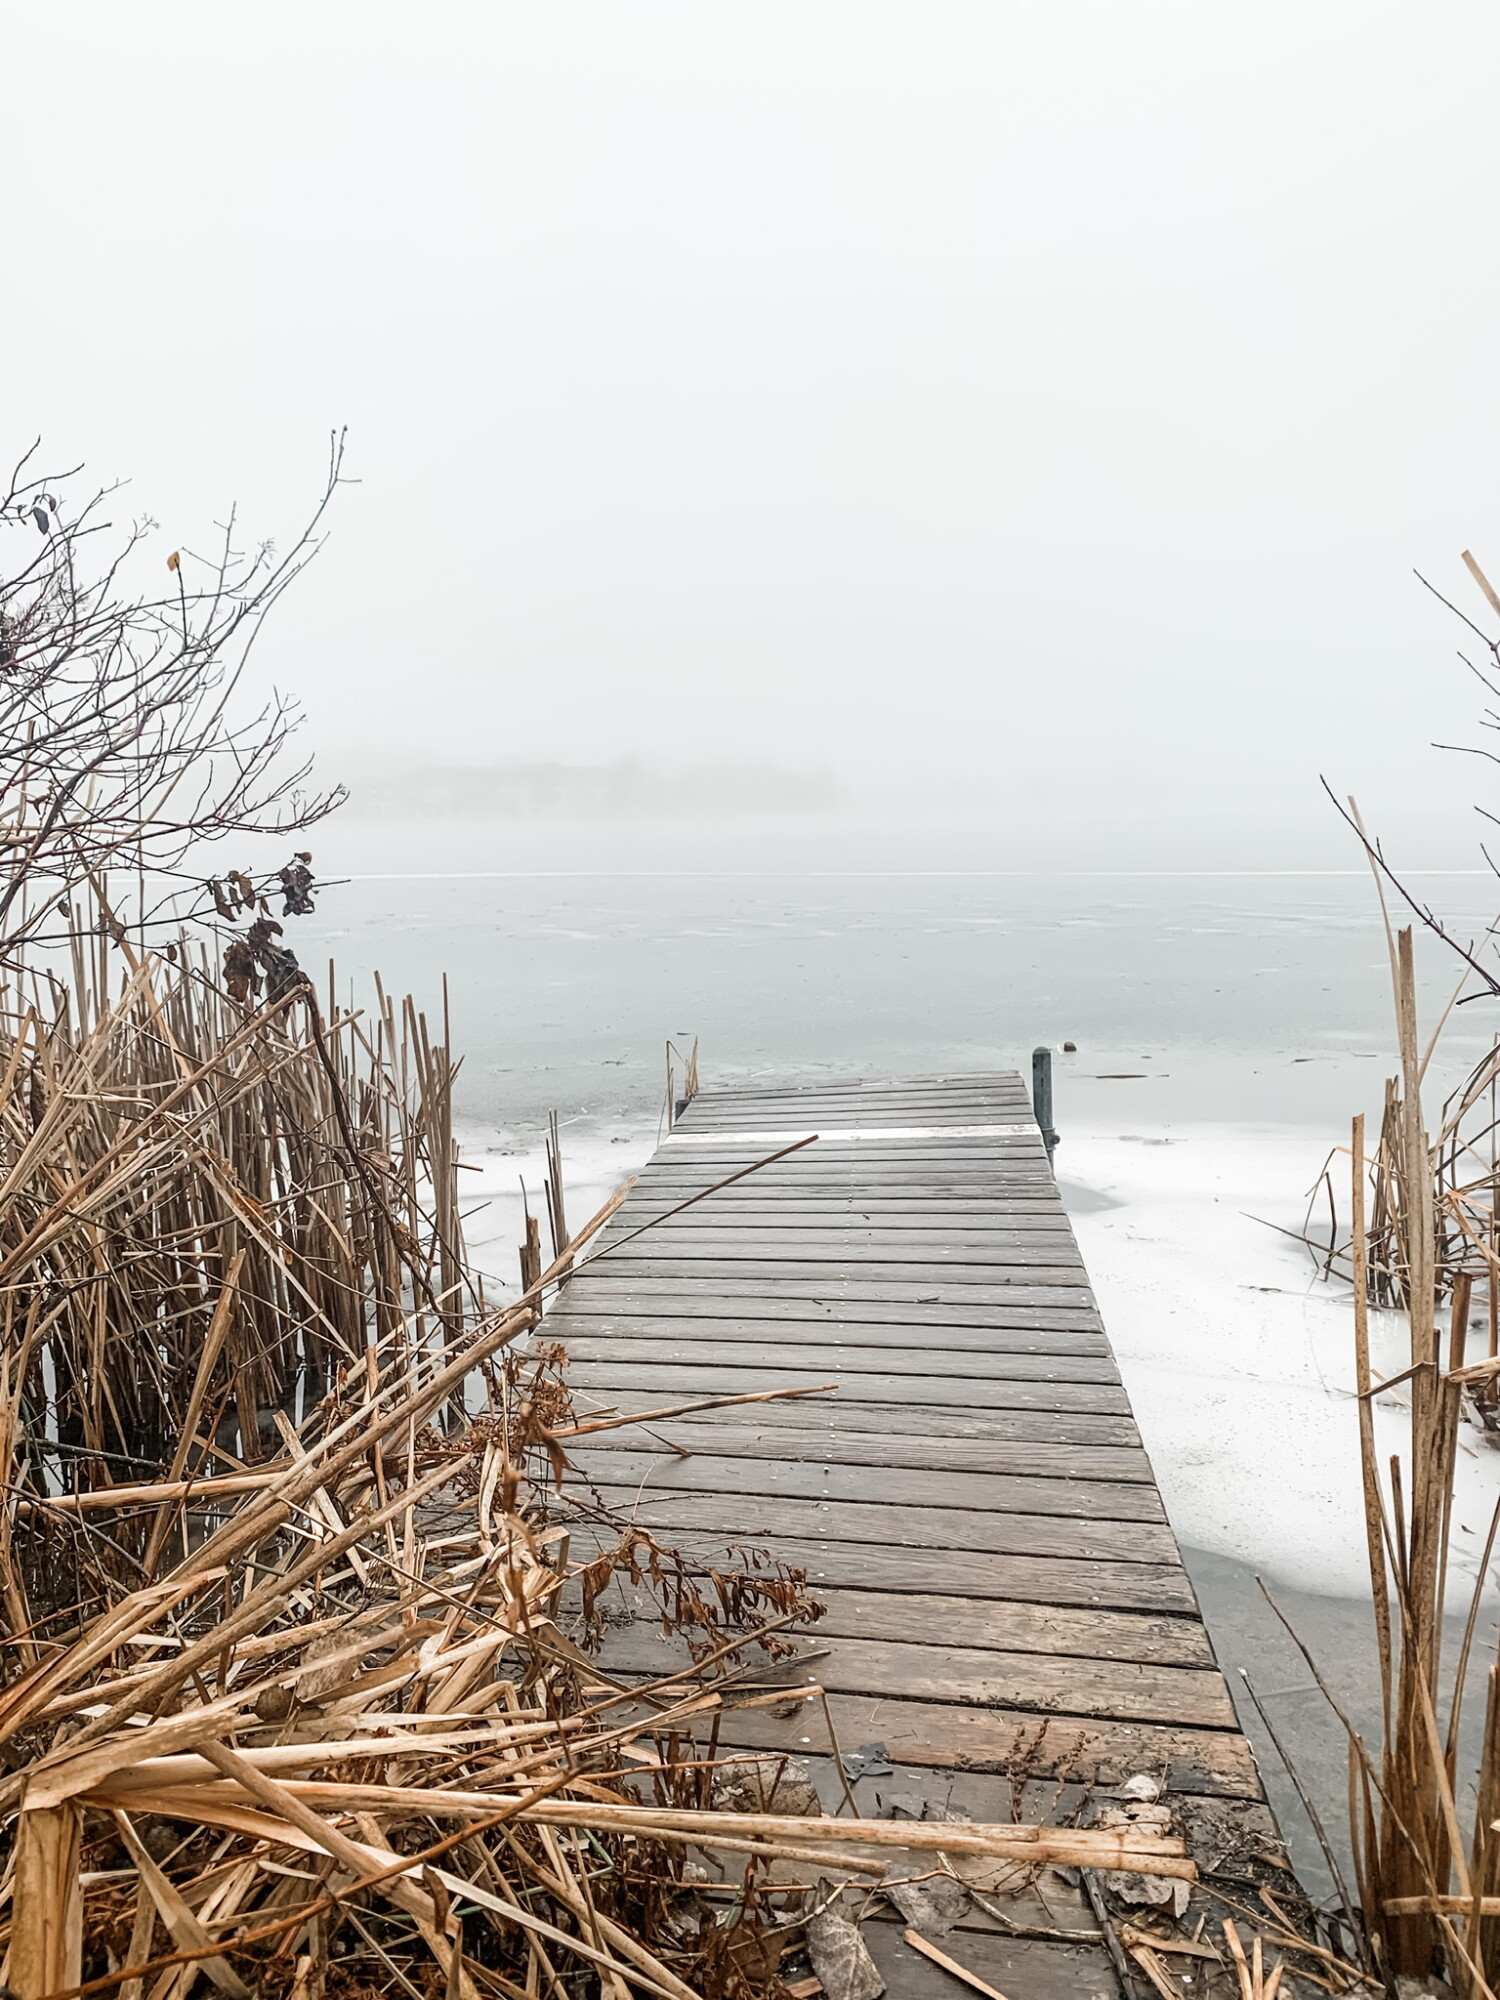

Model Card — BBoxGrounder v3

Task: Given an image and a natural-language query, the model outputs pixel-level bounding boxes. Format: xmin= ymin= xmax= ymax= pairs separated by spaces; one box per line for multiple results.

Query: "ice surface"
xmin=455 ymin=1114 xmax=659 ymax=1297
xmin=1066 ymin=1124 xmax=1500 ymax=1599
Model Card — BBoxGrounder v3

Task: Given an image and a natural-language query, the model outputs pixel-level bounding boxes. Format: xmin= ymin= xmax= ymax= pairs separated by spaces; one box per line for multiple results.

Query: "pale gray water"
xmin=291 ymin=813 xmax=1500 ymax=1140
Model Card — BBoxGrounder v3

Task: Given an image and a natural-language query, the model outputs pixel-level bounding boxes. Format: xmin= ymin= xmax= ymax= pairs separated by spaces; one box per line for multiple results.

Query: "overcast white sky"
xmin=9 ymin=2 xmax=1500 ymax=852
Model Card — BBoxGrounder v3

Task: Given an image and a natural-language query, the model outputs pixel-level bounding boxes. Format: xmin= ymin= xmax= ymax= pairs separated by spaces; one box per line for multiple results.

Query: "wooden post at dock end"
xmin=1032 ymin=1046 xmax=1059 ymax=1169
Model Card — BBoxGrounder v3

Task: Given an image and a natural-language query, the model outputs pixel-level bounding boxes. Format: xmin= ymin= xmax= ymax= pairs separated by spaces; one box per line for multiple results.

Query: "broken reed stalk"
xmin=1352 ymin=1111 xmax=1395 ymax=1751
xmin=544 ymin=1107 xmax=568 ymax=1261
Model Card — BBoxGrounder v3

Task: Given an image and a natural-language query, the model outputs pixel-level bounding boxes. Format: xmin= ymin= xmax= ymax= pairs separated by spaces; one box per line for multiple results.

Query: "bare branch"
xmin=1320 ymin=779 xmax=1500 ymax=1002
xmin=1413 ymin=568 xmax=1499 ymax=649
xmin=0 ymin=431 xmax=351 ymax=964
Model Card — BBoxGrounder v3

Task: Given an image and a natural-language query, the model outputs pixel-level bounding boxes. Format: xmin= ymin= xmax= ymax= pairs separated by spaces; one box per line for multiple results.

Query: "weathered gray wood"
xmin=568 ymin=1400 xmax=1142 ymax=1451
xmin=641 ymin=1158 xmax=1044 ymax=1171
xmin=644 ymin=1156 xmax=1048 ymax=1171
xmin=601 ymin=1222 xmax=1080 ymax=1247
xmin=676 ymin=1113 xmax=1040 ymax=1133
xmin=587 ymin=1256 xmax=1092 ymax=1284
xmin=681 ymin=1081 xmax=1031 ymax=1101
xmin=685 ymin=1077 xmax=1029 ymax=1098
xmin=690 ymin=1073 xmax=1028 ymax=1089
xmin=680 ymin=1112 xmax=1036 ymax=1124
xmin=630 ymin=1178 xmax=1068 ymax=1199
xmin=577 ymin=1483 xmax=1179 ymax=1563
xmin=550 ymin=1289 xmax=1104 ymax=1332
xmin=651 ymin=1150 xmax=1050 ymax=1168
xmin=564 ymin=1390 xmax=1144 ymax=1448
xmin=858 ymin=1923 xmax=1115 ymax=2000
xmin=709 ymin=1690 xmax=1262 ymax=1797
xmin=594 ymin=1232 xmax=1088 ymax=1264
xmin=618 ymin=1193 xmax=1065 ymax=1215
xmin=809 ymin=1639 xmax=1236 ymax=1729
xmin=672 ymin=1127 xmax=1043 ymax=1145
xmin=585 ymin=1576 xmax=1211 ymax=1664
xmin=679 ymin=1095 xmax=1032 ymax=1110
xmin=558 ymin=1336 xmax=1121 ymax=1385
xmin=611 ymin=1203 xmax=1076 ymax=1225
xmin=563 ymin=1359 xmax=1129 ymax=1413
xmin=636 ymin=1169 xmax=1056 ymax=1184
xmin=597 ymin=1624 xmax=1234 ymax=1727
xmin=616 ymin=1192 xmax=1072 ymax=1208
xmin=621 ymin=1177 xmax=1064 ymax=1194
xmin=565 ymin=1283 xmax=1099 ymax=1315
xmin=807 ymin=1587 xmax=1215 ymax=1665
xmin=691 ymin=1129 xmax=1047 ymax=1143
xmin=546 ymin=1311 xmax=1111 ymax=1355
xmin=563 ymin=1445 xmax=1162 ymax=1521
xmin=668 ymin=1144 xmax=1053 ymax=1161
xmin=682 ymin=1089 xmax=1029 ymax=1103
xmin=569 ymin=1522 xmax=1195 ymax=1611
xmin=571 ymin=1268 xmax=1095 ymax=1300
xmin=612 ymin=1184 xmax=1072 ymax=1200
xmin=638 ymin=1152 xmax=1054 ymax=1166
xmin=567 ymin=1416 xmax=1154 ymax=1481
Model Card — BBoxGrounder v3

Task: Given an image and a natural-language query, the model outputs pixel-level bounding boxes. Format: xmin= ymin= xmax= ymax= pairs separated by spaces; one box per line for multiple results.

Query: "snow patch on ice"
xmin=455 ymin=1115 xmax=658 ymax=1294
xmin=1066 ymin=1124 xmax=1500 ymax=1600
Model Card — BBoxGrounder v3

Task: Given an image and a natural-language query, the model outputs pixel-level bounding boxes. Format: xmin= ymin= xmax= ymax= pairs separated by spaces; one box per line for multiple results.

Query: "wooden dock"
xmin=546 ymin=1072 xmax=1283 ymax=1996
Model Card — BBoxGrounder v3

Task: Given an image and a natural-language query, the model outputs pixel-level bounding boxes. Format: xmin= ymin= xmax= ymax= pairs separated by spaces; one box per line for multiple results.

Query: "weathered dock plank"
xmin=560 ymin=1312 xmax=1113 ymax=1353
xmin=561 ymin=1288 xmax=1104 ymax=1330
xmin=575 ymin=1415 xmax=1155 ymax=1480
xmin=560 ymin=1336 xmax=1122 ymax=1383
xmin=565 ymin=1444 xmax=1164 ymax=1519
xmin=564 ymin=1359 xmax=1133 ymax=1412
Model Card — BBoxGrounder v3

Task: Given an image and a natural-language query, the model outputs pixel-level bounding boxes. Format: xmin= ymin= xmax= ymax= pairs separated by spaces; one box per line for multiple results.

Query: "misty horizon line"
xmin=313 ymin=756 xmax=1481 ymax=842
xmin=333 ymin=758 xmax=841 ymax=819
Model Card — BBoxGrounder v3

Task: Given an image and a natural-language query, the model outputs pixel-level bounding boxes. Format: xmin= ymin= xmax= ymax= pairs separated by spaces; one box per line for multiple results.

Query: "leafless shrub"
xmin=0 ymin=433 xmax=349 ymax=967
